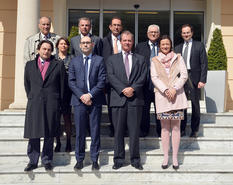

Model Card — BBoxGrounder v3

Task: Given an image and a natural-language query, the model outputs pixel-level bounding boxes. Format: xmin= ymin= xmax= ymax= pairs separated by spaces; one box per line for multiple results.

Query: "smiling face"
xmin=181 ymin=26 xmax=193 ymax=42
xmin=38 ymin=43 xmax=52 ymax=60
xmin=120 ymin=33 xmax=134 ymax=53
xmin=147 ymin=26 xmax=160 ymax=43
xmin=80 ymin=36 xmax=94 ymax=56
xmin=57 ymin=39 xmax=69 ymax=53
xmin=38 ymin=17 xmax=51 ymax=36
xmin=109 ymin=18 xmax=122 ymax=37
xmin=79 ymin=19 xmax=91 ymax=36
xmin=159 ymin=38 xmax=171 ymax=55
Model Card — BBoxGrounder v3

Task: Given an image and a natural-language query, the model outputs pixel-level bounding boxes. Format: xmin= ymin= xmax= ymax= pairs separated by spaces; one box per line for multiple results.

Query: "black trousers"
xmin=141 ymin=89 xmax=161 ymax=136
xmin=27 ymin=137 xmax=54 ymax=165
xmin=181 ymin=73 xmax=201 ymax=133
xmin=112 ymin=103 xmax=142 ymax=165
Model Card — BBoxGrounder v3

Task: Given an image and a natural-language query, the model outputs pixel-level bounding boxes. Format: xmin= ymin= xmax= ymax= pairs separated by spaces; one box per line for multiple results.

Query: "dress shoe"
xmin=44 ymin=163 xmax=53 ymax=171
xmin=74 ymin=161 xmax=83 ymax=170
xmin=92 ymin=162 xmax=100 ymax=170
xmin=172 ymin=165 xmax=179 ymax=170
xmin=112 ymin=163 xmax=123 ymax=170
xmin=131 ymin=163 xmax=143 ymax=170
xmin=190 ymin=131 xmax=198 ymax=138
xmin=161 ymin=164 xmax=169 ymax=169
xmin=24 ymin=163 xmax=38 ymax=172
xmin=54 ymin=142 xmax=61 ymax=152
xmin=181 ymin=130 xmax=186 ymax=137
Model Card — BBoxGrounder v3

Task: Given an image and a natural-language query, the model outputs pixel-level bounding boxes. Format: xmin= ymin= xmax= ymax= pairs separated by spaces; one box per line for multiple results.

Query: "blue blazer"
xmin=68 ymin=54 xmax=106 ymax=106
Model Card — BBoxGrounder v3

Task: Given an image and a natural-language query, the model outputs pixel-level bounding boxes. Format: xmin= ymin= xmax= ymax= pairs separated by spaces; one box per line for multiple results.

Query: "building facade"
xmin=0 ymin=0 xmax=232 ymax=111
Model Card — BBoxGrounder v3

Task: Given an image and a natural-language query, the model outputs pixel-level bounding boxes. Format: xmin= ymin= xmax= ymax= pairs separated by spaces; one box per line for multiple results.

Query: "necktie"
xmin=84 ymin=56 xmax=89 ymax=91
xmin=183 ymin=42 xmax=189 ymax=66
xmin=125 ymin=53 xmax=130 ymax=79
xmin=150 ymin=44 xmax=156 ymax=59
xmin=113 ymin=37 xmax=118 ymax=54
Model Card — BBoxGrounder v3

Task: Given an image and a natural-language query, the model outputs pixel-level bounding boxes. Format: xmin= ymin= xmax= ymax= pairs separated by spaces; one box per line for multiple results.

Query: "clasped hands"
xmin=80 ymin=93 xmax=92 ymax=106
xmin=122 ymin=87 xmax=134 ymax=98
xmin=164 ymin=88 xmax=176 ymax=102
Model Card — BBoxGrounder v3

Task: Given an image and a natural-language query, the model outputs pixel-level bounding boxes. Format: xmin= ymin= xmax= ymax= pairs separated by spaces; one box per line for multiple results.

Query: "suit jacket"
xmin=174 ymin=40 xmax=208 ymax=85
xmin=106 ymin=52 xmax=147 ymax=107
xmin=70 ymin=34 xmax=103 ymax=57
xmin=102 ymin=32 xmax=113 ymax=62
xmin=24 ymin=55 xmax=66 ymax=138
xmin=151 ymin=53 xmax=188 ymax=113
xmin=135 ymin=41 xmax=159 ymax=91
xmin=68 ymin=54 xmax=106 ymax=106
xmin=24 ymin=32 xmax=60 ymax=62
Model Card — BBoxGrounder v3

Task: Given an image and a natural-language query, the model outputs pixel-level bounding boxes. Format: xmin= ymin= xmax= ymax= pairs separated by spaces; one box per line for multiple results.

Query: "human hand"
xmin=198 ymin=82 xmax=205 ymax=88
xmin=122 ymin=87 xmax=134 ymax=97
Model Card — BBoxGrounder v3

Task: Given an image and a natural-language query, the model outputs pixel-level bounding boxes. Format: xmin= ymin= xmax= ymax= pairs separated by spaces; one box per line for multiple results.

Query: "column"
xmin=9 ymin=0 xmax=40 ymax=109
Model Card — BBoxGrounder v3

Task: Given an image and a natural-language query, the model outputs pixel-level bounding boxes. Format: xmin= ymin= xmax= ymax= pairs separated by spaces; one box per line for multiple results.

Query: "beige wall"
xmin=0 ymin=0 xmax=53 ymax=110
xmin=221 ymin=0 xmax=233 ymax=110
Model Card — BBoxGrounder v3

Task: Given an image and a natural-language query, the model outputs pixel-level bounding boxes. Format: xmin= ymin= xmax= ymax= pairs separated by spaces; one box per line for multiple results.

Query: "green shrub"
xmin=68 ymin=26 xmax=79 ymax=43
xmin=207 ymin=28 xmax=227 ymax=70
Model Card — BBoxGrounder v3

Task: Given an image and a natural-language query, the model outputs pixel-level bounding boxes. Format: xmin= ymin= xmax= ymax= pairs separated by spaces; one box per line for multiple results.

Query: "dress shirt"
xmin=182 ymin=39 xmax=192 ymax=70
xmin=122 ymin=51 xmax=133 ymax=75
xmin=148 ymin=40 xmax=158 ymax=57
xmin=40 ymin=33 xmax=51 ymax=40
xmin=82 ymin=54 xmax=92 ymax=96
xmin=111 ymin=34 xmax=122 ymax=53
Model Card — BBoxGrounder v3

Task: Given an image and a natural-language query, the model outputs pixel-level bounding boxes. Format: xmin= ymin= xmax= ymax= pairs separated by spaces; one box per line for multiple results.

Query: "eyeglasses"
xmin=80 ymin=41 xmax=92 ymax=45
xmin=148 ymin=31 xmax=159 ymax=34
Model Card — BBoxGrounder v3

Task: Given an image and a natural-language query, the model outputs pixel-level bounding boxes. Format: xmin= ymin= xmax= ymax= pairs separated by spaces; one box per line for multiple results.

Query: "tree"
xmin=207 ymin=28 xmax=227 ymax=70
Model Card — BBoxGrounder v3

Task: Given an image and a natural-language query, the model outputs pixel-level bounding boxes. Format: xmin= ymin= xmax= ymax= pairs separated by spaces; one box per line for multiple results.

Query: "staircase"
xmin=0 ymin=110 xmax=233 ymax=185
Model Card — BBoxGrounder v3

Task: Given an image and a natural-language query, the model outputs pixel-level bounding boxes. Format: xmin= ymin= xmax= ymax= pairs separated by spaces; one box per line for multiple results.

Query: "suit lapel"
xmin=118 ymin=53 xmax=128 ymax=81
xmin=129 ymin=54 xmax=138 ymax=82
xmin=44 ymin=59 xmax=57 ymax=82
xmin=89 ymin=55 xmax=95 ymax=77
xmin=34 ymin=59 xmax=44 ymax=84
xmin=190 ymin=40 xmax=195 ymax=63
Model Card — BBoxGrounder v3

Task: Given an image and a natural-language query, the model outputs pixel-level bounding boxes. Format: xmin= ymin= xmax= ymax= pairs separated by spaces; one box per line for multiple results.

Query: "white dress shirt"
xmin=182 ymin=39 xmax=193 ymax=70
xmin=111 ymin=34 xmax=122 ymax=53
xmin=83 ymin=53 xmax=92 ymax=94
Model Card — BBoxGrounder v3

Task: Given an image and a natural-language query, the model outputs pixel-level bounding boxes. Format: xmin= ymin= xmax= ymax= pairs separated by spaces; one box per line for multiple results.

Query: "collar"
xmin=148 ymin=40 xmax=158 ymax=46
xmin=40 ymin=32 xmax=51 ymax=39
xmin=82 ymin=53 xmax=92 ymax=60
xmin=184 ymin=38 xmax=193 ymax=44
xmin=81 ymin=33 xmax=91 ymax=38
xmin=111 ymin=33 xmax=120 ymax=40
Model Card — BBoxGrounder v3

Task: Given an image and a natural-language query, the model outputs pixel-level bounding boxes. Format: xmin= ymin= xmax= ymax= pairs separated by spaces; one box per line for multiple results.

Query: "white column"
xmin=53 ymin=0 xmax=67 ymax=36
xmin=9 ymin=0 xmax=40 ymax=109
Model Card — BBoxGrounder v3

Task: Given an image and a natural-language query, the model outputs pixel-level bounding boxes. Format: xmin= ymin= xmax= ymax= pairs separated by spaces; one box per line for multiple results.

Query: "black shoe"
xmin=190 ymin=131 xmax=198 ymax=138
xmin=44 ymin=163 xmax=53 ymax=171
xmin=173 ymin=165 xmax=179 ymax=170
xmin=54 ymin=142 xmax=61 ymax=152
xmin=92 ymin=162 xmax=100 ymax=170
xmin=74 ymin=161 xmax=83 ymax=170
xmin=131 ymin=163 xmax=143 ymax=170
xmin=65 ymin=142 xmax=72 ymax=152
xmin=112 ymin=163 xmax=123 ymax=170
xmin=161 ymin=164 xmax=169 ymax=169
xmin=24 ymin=163 xmax=38 ymax=172
xmin=181 ymin=130 xmax=186 ymax=137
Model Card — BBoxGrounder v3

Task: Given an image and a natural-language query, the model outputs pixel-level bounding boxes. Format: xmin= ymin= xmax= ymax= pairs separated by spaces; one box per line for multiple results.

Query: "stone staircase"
xmin=0 ymin=111 xmax=233 ymax=185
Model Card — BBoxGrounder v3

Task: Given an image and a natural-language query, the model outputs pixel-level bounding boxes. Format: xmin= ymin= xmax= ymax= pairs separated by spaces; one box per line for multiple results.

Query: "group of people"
xmin=23 ymin=16 xmax=208 ymax=172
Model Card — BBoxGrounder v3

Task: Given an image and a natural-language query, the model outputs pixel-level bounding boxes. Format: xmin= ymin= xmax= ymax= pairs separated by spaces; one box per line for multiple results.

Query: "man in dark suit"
xmin=106 ymin=31 xmax=147 ymax=170
xmin=135 ymin=24 xmax=161 ymax=137
xmin=70 ymin=17 xmax=103 ymax=57
xmin=69 ymin=36 xmax=106 ymax=170
xmin=102 ymin=17 xmax=123 ymax=137
xmin=24 ymin=40 xmax=66 ymax=172
xmin=175 ymin=24 xmax=208 ymax=138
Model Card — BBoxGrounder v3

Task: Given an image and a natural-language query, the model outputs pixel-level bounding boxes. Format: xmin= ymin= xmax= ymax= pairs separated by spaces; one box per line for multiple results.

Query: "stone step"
xmin=0 ymin=137 xmax=233 ymax=154
xmin=1 ymin=123 xmax=233 ymax=139
xmin=0 ymin=156 xmax=233 ymax=184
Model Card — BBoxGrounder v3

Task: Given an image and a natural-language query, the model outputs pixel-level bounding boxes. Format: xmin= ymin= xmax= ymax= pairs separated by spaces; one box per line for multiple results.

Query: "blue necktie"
xmin=84 ymin=56 xmax=89 ymax=92
xmin=150 ymin=44 xmax=156 ymax=59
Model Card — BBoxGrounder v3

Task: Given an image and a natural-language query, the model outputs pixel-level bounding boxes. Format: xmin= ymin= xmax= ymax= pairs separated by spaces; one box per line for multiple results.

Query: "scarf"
xmin=158 ymin=51 xmax=175 ymax=68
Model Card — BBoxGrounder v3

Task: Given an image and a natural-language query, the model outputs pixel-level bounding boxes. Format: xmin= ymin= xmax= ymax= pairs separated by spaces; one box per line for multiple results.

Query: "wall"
xmin=221 ymin=0 xmax=233 ymax=110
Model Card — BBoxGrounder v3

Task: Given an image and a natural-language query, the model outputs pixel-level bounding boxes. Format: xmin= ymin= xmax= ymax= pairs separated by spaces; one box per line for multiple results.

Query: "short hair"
xmin=110 ymin=17 xmax=122 ymax=25
xmin=181 ymin=24 xmax=194 ymax=33
xmin=37 ymin=40 xmax=54 ymax=52
xmin=38 ymin=16 xmax=51 ymax=24
xmin=78 ymin=17 xmax=91 ymax=26
xmin=158 ymin=35 xmax=173 ymax=52
xmin=120 ymin=30 xmax=134 ymax=41
xmin=56 ymin=37 xmax=70 ymax=48
xmin=147 ymin=24 xmax=160 ymax=33
xmin=80 ymin=35 xmax=94 ymax=43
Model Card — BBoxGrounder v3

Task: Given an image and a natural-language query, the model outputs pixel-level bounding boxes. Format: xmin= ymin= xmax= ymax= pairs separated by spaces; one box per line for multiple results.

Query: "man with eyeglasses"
xmin=102 ymin=17 xmax=123 ymax=137
xmin=135 ymin=24 xmax=161 ymax=137
xmin=69 ymin=36 xmax=106 ymax=171
xmin=70 ymin=17 xmax=103 ymax=57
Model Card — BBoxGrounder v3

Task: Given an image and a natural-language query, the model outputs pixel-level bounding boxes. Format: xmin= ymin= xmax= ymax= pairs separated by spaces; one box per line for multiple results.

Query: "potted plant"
xmin=205 ymin=28 xmax=227 ymax=113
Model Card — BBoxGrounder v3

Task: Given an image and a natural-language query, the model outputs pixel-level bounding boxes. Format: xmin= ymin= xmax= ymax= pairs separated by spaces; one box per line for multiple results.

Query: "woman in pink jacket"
xmin=151 ymin=35 xmax=188 ymax=170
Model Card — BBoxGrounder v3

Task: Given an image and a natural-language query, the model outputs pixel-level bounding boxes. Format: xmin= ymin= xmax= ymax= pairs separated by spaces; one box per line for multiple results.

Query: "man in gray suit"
xmin=70 ymin=17 xmax=103 ymax=57
xmin=106 ymin=31 xmax=147 ymax=170
xmin=24 ymin=16 xmax=60 ymax=62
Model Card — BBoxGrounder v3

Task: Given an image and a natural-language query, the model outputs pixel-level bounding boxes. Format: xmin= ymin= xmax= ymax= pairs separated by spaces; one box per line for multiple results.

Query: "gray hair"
xmin=39 ymin=16 xmax=51 ymax=24
xmin=147 ymin=24 xmax=160 ymax=33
